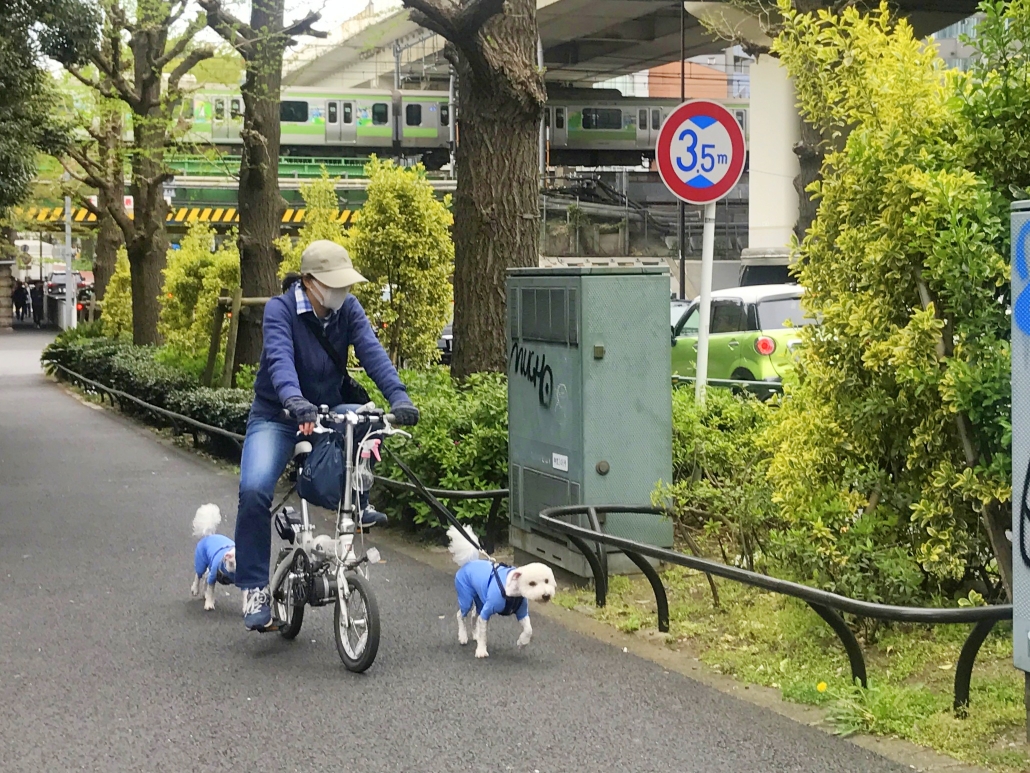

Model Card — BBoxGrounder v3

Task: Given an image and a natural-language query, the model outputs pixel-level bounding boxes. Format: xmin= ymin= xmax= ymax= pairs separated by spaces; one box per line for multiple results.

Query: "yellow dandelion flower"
xmin=817 ymin=681 xmax=828 ymax=693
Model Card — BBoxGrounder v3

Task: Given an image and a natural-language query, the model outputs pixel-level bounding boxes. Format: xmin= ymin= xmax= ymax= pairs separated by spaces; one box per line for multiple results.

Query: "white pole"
xmin=694 ymin=200 xmax=716 ymax=403
xmin=64 ymin=194 xmax=76 ymax=330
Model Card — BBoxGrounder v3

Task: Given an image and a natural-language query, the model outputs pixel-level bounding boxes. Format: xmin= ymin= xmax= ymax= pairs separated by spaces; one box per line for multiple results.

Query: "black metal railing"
xmin=538 ymin=504 xmax=1012 ymax=713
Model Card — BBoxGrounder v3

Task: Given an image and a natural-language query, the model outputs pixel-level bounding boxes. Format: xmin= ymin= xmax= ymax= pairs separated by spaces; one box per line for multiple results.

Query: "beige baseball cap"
xmin=300 ymin=240 xmax=367 ymax=288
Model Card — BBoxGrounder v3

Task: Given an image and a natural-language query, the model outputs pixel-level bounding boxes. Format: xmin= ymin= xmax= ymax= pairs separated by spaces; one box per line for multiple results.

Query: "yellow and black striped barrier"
xmin=10 ymin=206 xmax=356 ymax=228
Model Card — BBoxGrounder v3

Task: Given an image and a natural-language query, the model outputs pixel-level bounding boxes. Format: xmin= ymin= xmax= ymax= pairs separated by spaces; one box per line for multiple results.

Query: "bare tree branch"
xmin=82 ymin=48 xmax=142 ymax=111
xmin=403 ymin=0 xmax=460 ymax=41
xmin=198 ymin=0 xmax=257 ymax=58
xmin=282 ymin=10 xmax=329 ymax=43
xmin=455 ymin=0 xmax=505 ymax=37
xmin=168 ymin=46 xmax=216 ymax=98
xmin=157 ymin=13 xmax=210 ymax=70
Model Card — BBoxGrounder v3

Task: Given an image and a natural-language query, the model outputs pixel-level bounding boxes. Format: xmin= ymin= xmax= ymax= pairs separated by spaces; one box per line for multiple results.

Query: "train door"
xmin=326 ymin=101 xmax=341 ymax=142
xmin=636 ymin=108 xmax=649 ymax=149
xmin=340 ymin=101 xmax=356 ymax=144
xmin=552 ymin=106 xmax=567 ymax=147
xmin=227 ymin=97 xmax=243 ymax=140
xmin=212 ymin=97 xmax=228 ymax=139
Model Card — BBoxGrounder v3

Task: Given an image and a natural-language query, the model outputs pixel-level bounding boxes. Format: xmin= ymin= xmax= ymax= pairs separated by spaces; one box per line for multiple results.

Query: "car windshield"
xmin=757 ymin=296 xmax=816 ymax=329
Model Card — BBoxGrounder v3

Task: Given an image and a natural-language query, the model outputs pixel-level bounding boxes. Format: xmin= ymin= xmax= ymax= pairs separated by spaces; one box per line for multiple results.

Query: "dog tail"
xmin=192 ymin=504 xmax=222 ymax=538
xmin=447 ymin=524 xmax=482 ymax=567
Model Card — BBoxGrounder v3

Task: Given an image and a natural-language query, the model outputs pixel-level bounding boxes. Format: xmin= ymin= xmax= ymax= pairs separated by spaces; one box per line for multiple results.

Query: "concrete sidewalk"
xmin=0 ymin=330 xmax=906 ymax=772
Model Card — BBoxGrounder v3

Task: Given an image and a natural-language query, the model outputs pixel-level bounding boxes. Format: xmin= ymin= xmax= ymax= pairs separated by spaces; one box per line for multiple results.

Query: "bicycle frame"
xmin=271 ymin=405 xmax=407 ymax=617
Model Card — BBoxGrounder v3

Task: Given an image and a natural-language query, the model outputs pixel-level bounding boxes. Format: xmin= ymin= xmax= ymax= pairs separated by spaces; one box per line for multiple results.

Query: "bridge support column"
xmin=746 ymin=56 xmax=801 ymax=258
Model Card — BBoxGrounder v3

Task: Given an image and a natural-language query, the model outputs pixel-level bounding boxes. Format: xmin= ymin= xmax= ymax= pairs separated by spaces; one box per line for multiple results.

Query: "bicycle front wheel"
xmin=334 ymin=572 xmax=380 ymax=672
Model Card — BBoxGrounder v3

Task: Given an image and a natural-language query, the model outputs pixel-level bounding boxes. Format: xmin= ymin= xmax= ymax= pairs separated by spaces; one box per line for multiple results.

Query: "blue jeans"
xmin=235 ymin=403 xmax=375 ymax=590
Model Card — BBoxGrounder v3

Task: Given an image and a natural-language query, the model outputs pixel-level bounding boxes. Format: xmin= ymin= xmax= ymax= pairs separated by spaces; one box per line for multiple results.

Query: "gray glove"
xmin=390 ymin=402 xmax=420 ymax=427
xmin=284 ymin=396 xmax=318 ymax=426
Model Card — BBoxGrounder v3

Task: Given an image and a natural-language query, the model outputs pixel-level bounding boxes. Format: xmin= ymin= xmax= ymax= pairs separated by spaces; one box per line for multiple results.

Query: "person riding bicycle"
xmin=236 ymin=240 xmax=420 ymax=631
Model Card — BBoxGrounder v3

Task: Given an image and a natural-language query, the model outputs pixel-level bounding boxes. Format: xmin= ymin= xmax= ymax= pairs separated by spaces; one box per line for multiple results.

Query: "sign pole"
xmin=694 ymin=200 xmax=716 ymax=403
xmin=64 ymin=195 xmax=76 ymax=330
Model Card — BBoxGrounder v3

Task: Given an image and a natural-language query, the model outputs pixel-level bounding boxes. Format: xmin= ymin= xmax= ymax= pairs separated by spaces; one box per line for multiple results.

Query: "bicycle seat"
xmin=293 ymin=440 xmax=312 ymax=458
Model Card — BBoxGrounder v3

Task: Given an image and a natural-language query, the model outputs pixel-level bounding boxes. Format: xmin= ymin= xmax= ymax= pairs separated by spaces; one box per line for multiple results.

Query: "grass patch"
xmin=557 ymin=564 xmax=1027 ymax=772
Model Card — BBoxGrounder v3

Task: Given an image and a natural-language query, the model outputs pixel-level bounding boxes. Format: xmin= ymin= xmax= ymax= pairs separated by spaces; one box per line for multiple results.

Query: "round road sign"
xmin=656 ymin=100 xmax=746 ymax=205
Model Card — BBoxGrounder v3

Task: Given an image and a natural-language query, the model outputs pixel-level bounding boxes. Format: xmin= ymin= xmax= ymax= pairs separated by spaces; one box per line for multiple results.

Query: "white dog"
xmin=447 ymin=525 xmax=556 ymax=658
xmin=191 ymin=504 xmax=236 ymax=611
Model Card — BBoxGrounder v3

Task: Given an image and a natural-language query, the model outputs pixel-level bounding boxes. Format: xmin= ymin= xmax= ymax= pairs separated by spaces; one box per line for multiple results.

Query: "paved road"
xmin=0 ymin=330 xmax=906 ymax=773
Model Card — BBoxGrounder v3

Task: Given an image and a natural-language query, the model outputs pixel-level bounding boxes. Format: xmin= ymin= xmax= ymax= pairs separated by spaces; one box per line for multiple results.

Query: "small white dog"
xmin=191 ymin=504 xmax=236 ymax=611
xmin=447 ymin=525 xmax=557 ymax=659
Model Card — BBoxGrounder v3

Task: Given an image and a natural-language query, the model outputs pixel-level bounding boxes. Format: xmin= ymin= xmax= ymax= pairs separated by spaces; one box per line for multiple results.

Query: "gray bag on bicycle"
xmin=296 ymin=432 xmax=346 ymax=511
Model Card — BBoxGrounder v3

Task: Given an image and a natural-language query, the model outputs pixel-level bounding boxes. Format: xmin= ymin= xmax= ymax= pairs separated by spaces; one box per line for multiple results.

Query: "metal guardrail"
xmin=537 ymin=504 xmax=1012 ymax=714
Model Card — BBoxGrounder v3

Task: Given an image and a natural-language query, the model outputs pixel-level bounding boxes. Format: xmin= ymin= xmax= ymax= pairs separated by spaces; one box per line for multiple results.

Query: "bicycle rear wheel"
xmin=334 ymin=572 xmax=380 ymax=672
xmin=273 ymin=551 xmax=305 ymax=640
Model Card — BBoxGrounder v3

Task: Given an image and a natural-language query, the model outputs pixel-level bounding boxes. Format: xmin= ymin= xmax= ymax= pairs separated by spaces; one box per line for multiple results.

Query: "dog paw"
xmin=458 ymin=633 xmax=468 ymax=645
xmin=516 ymin=634 xmax=532 ymax=647
xmin=475 ymin=648 xmax=489 ymax=659
xmin=203 ymin=601 xmax=215 ymax=611
xmin=190 ymin=583 xmax=200 ymax=597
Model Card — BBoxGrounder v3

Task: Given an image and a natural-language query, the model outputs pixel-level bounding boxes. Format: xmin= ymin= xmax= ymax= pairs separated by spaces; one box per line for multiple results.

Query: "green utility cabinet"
xmin=506 ymin=266 xmax=674 ymax=578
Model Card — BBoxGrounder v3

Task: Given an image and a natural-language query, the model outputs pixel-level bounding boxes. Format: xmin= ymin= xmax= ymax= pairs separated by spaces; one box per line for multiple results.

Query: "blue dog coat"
xmin=455 ymin=560 xmax=528 ymax=621
xmin=194 ymin=534 xmax=235 ymax=586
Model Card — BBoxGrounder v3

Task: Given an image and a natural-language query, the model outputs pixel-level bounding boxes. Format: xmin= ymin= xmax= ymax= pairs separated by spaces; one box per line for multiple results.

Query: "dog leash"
xmin=382 ymin=445 xmax=494 ymax=561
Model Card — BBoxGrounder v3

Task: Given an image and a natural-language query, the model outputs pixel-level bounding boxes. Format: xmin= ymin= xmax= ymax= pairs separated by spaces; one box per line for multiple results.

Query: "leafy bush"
xmin=102 ymin=247 xmax=132 ymax=339
xmin=166 ymin=387 xmax=252 ymax=436
xmin=277 ymin=169 xmax=349 ymax=278
xmin=769 ymin=1 xmax=1012 ymax=603
xmin=658 ymin=387 xmax=776 ymax=570
xmin=354 ymin=368 xmax=508 ymax=533
xmin=158 ymin=222 xmax=239 ymax=359
xmin=349 ymin=156 xmax=453 ymax=368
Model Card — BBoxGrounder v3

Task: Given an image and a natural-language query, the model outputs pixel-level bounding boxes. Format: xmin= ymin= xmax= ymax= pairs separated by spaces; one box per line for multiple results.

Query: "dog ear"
xmin=508 ymin=569 xmax=522 ymax=581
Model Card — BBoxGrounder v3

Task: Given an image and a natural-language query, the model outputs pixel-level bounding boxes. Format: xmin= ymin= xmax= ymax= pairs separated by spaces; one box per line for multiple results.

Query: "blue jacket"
xmin=194 ymin=534 xmax=235 ymax=586
xmin=251 ymin=289 xmax=409 ymax=422
xmin=455 ymin=561 xmax=530 ymax=621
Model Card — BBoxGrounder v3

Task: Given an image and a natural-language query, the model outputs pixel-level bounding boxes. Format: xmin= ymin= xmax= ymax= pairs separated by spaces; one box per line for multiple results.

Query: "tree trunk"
xmin=793 ymin=116 xmax=823 ymax=244
xmin=234 ymin=0 xmax=288 ymax=371
xmin=93 ymin=100 xmax=124 ymax=301
xmin=93 ymin=187 xmax=122 ymax=300
xmin=449 ymin=0 xmax=544 ymax=378
xmin=127 ymin=119 xmax=169 ymax=345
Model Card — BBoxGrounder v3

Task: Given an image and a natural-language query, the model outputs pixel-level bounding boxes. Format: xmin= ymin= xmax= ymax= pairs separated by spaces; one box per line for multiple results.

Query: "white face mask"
xmin=310 ymin=279 xmax=349 ymax=312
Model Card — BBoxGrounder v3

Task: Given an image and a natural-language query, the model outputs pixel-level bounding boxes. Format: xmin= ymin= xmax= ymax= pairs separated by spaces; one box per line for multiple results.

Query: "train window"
xmin=638 ymin=109 xmax=647 ymax=129
xmin=328 ymin=102 xmax=338 ymax=124
xmin=544 ymin=108 xmax=550 ymax=128
xmin=734 ymin=109 xmax=747 ymax=133
xmin=652 ymin=109 xmax=661 ymax=131
xmin=343 ymin=103 xmax=353 ymax=124
xmin=214 ymin=98 xmax=225 ymax=121
xmin=280 ymin=100 xmax=308 ymax=122
xmin=372 ymin=103 xmax=389 ymax=125
xmin=230 ymin=98 xmax=242 ymax=119
xmin=182 ymin=98 xmax=194 ymax=119
xmin=405 ymin=103 xmax=422 ymax=126
xmin=440 ymin=103 xmax=449 ymax=126
xmin=555 ymin=108 xmax=565 ymax=130
xmin=582 ymin=108 xmax=622 ymax=130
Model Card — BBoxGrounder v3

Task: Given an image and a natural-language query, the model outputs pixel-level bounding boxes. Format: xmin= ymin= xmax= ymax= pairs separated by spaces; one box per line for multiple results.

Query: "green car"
xmin=671 ymin=284 xmax=815 ymax=385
